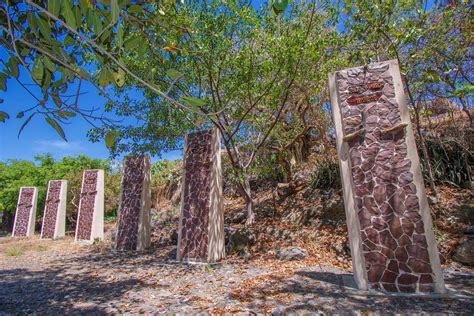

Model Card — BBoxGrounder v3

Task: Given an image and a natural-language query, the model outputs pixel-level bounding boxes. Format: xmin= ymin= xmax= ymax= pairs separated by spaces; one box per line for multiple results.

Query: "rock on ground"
xmin=276 ymin=246 xmax=308 ymax=260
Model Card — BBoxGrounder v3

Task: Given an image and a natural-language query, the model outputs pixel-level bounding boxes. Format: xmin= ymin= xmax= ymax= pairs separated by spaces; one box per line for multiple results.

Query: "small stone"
xmin=276 ymin=247 xmax=308 ymax=261
xmin=464 ymin=225 xmax=474 ymax=235
xmin=427 ymin=196 xmax=438 ymax=205
xmin=453 ymin=236 xmax=474 ymax=266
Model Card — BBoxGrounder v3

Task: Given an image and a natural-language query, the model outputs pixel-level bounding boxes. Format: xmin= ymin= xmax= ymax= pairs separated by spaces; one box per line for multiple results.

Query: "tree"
xmin=87 ymin=0 xmax=343 ymax=225
xmin=2 ymin=0 xmax=332 ymax=225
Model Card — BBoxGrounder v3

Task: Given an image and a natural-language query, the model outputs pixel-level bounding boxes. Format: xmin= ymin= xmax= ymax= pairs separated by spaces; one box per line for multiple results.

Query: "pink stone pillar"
xmin=12 ymin=187 xmax=38 ymax=237
xmin=75 ymin=169 xmax=104 ymax=242
xmin=115 ymin=155 xmax=151 ymax=251
xmin=328 ymin=60 xmax=445 ymax=293
xmin=177 ymin=129 xmax=225 ymax=263
xmin=41 ymin=180 xmax=67 ymax=239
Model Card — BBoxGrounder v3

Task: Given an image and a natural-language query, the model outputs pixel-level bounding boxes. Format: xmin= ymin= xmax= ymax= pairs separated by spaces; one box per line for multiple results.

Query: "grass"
xmin=4 ymin=245 xmax=24 ymax=257
xmin=33 ymin=244 xmax=49 ymax=252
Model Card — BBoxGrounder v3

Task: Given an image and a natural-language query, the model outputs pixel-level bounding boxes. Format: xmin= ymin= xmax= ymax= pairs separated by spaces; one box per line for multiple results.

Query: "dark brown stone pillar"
xmin=328 ymin=60 xmax=445 ymax=293
xmin=12 ymin=187 xmax=38 ymax=237
xmin=177 ymin=129 xmax=224 ymax=262
xmin=75 ymin=169 xmax=104 ymax=242
xmin=115 ymin=155 xmax=151 ymax=251
xmin=41 ymin=180 xmax=67 ymax=239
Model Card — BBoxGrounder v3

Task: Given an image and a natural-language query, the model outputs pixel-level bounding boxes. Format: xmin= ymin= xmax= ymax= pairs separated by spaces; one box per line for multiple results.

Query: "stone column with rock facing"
xmin=328 ymin=60 xmax=445 ymax=293
xmin=41 ymin=180 xmax=67 ymax=239
xmin=115 ymin=155 xmax=151 ymax=251
xmin=177 ymin=129 xmax=225 ymax=263
xmin=12 ymin=187 xmax=38 ymax=237
xmin=75 ymin=169 xmax=104 ymax=242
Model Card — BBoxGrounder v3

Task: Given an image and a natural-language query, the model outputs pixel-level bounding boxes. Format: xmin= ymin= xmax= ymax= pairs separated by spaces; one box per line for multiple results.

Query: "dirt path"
xmin=0 ymin=237 xmax=472 ymax=314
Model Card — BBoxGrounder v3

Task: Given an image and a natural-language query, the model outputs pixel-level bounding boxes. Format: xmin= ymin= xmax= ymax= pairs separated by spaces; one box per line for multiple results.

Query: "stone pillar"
xmin=75 ymin=169 xmax=104 ymax=242
xmin=115 ymin=155 xmax=151 ymax=251
xmin=41 ymin=180 xmax=67 ymax=239
xmin=12 ymin=187 xmax=38 ymax=237
xmin=328 ymin=60 xmax=445 ymax=293
xmin=177 ymin=129 xmax=224 ymax=263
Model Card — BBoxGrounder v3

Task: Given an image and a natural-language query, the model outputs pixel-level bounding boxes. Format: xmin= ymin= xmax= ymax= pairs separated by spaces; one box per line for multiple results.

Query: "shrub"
xmin=4 ymin=245 xmax=24 ymax=257
xmin=310 ymin=158 xmax=341 ymax=190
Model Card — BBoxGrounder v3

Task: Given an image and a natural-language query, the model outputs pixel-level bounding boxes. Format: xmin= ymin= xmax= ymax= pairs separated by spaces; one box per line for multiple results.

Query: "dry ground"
xmin=0 ymin=236 xmax=472 ymax=314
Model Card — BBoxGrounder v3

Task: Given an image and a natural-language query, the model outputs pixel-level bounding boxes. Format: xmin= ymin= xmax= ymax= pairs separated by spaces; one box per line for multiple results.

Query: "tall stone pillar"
xmin=115 ymin=155 xmax=151 ymax=251
xmin=328 ymin=60 xmax=445 ymax=293
xmin=75 ymin=169 xmax=104 ymax=242
xmin=177 ymin=129 xmax=224 ymax=263
xmin=41 ymin=180 xmax=67 ymax=239
xmin=12 ymin=187 xmax=38 ymax=237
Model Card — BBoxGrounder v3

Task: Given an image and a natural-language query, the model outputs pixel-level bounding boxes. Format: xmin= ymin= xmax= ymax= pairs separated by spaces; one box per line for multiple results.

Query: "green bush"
xmin=310 ymin=158 xmax=341 ymax=190
xmin=420 ymin=138 xmax=473 ymax=186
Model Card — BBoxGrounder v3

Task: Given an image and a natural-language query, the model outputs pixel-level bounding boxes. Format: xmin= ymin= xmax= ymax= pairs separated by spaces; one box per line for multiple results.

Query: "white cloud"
xmin=33 ymin=140 xmax=86 ymax=157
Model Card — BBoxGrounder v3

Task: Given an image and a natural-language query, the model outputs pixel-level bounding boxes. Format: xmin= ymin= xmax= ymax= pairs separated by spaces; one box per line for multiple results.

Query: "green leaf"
xmin=113 ymin=69 xmax=125 ymax=87
xmin=37 ymin=17 xmax=52 ymax=40
xmin=272 ymin=0 xmax=289 ymax=13
xmin=117 ymin=23 xmax=123 ymax=47
xmin=58 ymin=110 xmax=76 ymax=118
xmin=64 ymin=35 xmax=75 ymax=46
xmin=43 ymin=56 xmax=55 ymax=72
xmin=18 ymin=114 xmax=35 ymax=138
xmin=180 ymin=96 xmax=207 ymax=108
xmin=45 ymin=117 xmax=67 ymax=141
xmin=42 ymin=70 xmax=52 ymax=91
xmin=79 ymin=0 xmax=92 ymax=15
xmin=32 ymin=58 xmax=44 ymax=84
xmin=166 ymin=69 xmax=183 ymax=81
xmin=48 ymin=0 xmax=61 ymax=17
xmin=52 ymin=92 xmax=62 ymax=107
xmin=105 ymin=130 xmax=119 ymax=149
xmin=27 ymin=13 xmax=39 ymax=37
xmin=0 ymin=74 xmax=6 ymax=91
xmin=0 ymin=111 xmax=9 ymax=123
xmin=128 ymin=4 xmax=142 ymax=13
xmin=452 ymin=85 xmax=474 ymax=97
xmin=73 ymin=6 xmax=81 ymax=26
xmin=93 ymin=12 xmax=103 ymax=33
xmin=6 ymin=58 xmax=19 ymax=78
xmin=62 ymin=2 xmax=77 ymax=31
xmin=98 ymin=68 xmax=113 ymax=87
xmin=138 ymin=39 xmax=147 ymax=56
xmin=16 ymin=111 xmax=24 ymax=119
xmin=124 ymin=36 xmax=140 ymax=50
xmin=111 ymin=0 xmax=119 ymax=24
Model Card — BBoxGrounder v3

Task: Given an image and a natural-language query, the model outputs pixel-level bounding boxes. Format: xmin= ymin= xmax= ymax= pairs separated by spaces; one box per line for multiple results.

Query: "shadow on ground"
xmin=270 ymin=270 xmax=474 ymax=314
xmin=0 ymin=265 xmax=147 ymax=314
xmin=1 ymin=241 xmax=473 ymax=314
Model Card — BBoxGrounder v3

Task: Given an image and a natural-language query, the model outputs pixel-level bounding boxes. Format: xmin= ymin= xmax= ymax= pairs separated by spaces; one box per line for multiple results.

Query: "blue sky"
xmin=0 ymin=70 xmax=182 ymax=163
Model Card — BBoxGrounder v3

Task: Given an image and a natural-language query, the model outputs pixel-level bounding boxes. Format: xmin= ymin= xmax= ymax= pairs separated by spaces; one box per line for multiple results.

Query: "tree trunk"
xmin=239 ymin=175 xmax=255 ymax=226
xmin=413 ymin=99 xmax=438 ymax=197
xmin=403 ymin=77 xmax=438 ymax=197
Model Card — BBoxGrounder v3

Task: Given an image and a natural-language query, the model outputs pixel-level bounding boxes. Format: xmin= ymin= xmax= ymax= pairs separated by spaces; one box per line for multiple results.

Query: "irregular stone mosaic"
xmin=334 ymin=62 xmax=436 ymax=293
xmin=13 ymin=187 xmax=37 ymax=237
xmin=41 ymin=181 xmax=62 ymax=239
xmin=116 ymin=155 xmax=150 ymax=251
xmin=76 ymin=170 xmax=98 ymax=241
xmin=178 ymin=130 xmax=213 ymax=261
